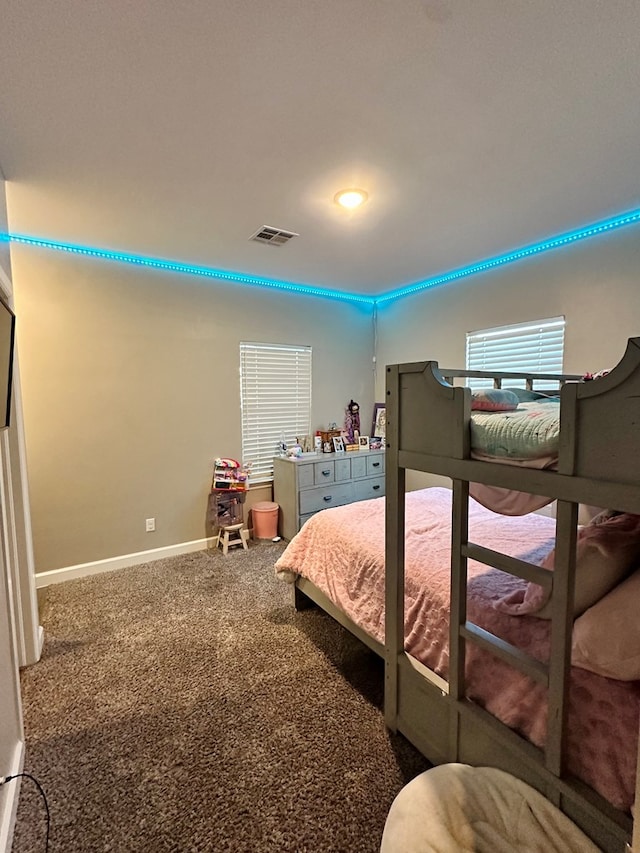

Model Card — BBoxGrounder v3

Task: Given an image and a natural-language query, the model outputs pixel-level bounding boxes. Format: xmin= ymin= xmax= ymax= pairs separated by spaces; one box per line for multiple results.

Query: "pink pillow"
xmin=572 ymin=569 xmax=640 ymax=680
xmin=497 ymin=512 xmax=640 ymax=619
xmin=471 ymin=389 xmax=519 ymax=412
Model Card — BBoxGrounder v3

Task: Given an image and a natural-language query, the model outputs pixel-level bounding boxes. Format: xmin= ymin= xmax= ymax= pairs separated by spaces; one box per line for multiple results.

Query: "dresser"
xmin=273 ymin=450 xmax=385 ymax=541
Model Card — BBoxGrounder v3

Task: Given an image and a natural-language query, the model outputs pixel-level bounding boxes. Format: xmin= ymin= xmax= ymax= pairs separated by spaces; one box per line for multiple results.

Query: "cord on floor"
xmin=1 ymin=772 xmax=50 ymax=852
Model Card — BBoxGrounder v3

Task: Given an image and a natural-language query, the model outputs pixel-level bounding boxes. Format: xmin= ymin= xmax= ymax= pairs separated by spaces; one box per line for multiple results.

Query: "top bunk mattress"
xmin=471 ymin=399 xmax=560 ymax=461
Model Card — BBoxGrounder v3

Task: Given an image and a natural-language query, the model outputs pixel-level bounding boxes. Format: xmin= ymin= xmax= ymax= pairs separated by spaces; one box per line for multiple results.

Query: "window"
xmin=466 ymin=317 xmax=565 ymax=388
xmin=240 ymin=342 xmax=312 ymax=483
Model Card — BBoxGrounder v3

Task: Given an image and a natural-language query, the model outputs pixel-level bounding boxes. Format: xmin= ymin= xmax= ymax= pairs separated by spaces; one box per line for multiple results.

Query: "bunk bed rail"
xmin=385 ymin=339 xmax=640 ymax=853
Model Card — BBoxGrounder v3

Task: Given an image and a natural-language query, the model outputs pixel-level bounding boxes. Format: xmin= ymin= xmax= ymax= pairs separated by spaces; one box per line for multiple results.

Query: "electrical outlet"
xmin=145 ymin=518 xmax=155 ymax=532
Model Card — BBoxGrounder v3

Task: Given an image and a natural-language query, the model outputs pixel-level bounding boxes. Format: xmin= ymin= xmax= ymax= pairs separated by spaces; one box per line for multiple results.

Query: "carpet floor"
xmin=12 ymin=542 xmax=429 ymax=852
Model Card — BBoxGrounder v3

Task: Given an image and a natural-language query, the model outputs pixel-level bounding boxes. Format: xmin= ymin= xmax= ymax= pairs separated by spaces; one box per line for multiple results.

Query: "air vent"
xmin=250 ymin=225 xmax=299 ymax=246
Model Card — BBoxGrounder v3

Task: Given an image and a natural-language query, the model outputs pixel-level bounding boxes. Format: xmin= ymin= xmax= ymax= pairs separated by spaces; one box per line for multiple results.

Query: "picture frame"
xmin=369 ymin=436 xmax=383 ymax=451
xmin=332 ymin=435 xmax=345 ymax=453
xmin=372 ymin=403 xmax=386 ymax=440
xmin=358 ymin=435 xmax=370 ymax=451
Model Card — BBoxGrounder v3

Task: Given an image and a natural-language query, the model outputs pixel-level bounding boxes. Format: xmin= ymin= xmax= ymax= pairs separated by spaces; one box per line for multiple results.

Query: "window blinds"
xmin=466 ymin=317 xmax=565 ymax=388
xmin=240 ymin=342 xmax=312 ymax=483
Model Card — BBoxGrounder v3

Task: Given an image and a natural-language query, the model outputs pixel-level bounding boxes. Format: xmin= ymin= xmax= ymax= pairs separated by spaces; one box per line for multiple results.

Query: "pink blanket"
xmin=275 ymin=488 xmax=639 ymax=812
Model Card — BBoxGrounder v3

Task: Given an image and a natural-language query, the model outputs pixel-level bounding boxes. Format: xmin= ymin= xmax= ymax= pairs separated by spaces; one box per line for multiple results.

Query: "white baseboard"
xmin=36 ymin=625 xmax=44 ymax=659
xmin=35 ymin=536 xmax=218 ymax=588
xmin=0 ymin=740 xmax=25 ymax=853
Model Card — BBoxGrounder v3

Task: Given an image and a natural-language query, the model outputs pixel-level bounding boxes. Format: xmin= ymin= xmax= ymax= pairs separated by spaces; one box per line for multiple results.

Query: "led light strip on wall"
xmin=0 ymin=233 xmax=374 ymax=306
xmin=376 ymin=207 xmax=640 ymax=305
xmin=1 ymin=205 xmax=639 ymax=306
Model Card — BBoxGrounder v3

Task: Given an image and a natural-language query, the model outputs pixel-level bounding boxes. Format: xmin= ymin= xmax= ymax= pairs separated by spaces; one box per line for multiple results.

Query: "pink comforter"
xmin=275 ymin=487 xmax=640 ymax=812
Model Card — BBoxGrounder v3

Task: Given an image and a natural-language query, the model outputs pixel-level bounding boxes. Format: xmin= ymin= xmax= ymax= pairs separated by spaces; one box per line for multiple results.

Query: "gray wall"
xmin=376 ymin=225 xmax=640 ymax=380
xmin=11 ymin=247 xmax=375 ymax=572
xmin=375 ymin=225 xmax=640 ymax=489
xmin=10 ymin=216 xmax=640 ymax=573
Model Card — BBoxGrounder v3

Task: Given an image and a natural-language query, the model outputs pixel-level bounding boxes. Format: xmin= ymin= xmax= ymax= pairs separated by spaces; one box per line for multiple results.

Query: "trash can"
xmin=252 ymin=501 xmax=279 ymax=539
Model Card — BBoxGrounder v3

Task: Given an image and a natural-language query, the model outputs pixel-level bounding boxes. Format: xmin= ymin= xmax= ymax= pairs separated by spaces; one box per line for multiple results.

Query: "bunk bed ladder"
xmin=449 ymin=479 xmax=578 ymax=801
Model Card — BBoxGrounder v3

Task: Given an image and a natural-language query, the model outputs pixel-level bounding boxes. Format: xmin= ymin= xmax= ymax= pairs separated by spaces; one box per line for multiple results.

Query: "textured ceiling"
xmin=1 ymin=1 xmax=639 ymax=296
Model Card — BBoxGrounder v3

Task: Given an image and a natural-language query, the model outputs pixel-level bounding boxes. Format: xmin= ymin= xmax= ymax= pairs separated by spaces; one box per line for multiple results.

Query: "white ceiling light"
xmin=334 ymin=188 xmax=368 ymax=209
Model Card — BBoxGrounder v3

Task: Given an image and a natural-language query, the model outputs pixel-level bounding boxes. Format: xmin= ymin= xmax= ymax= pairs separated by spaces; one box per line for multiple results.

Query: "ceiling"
xmin=1 ymin=1 xmax=639 ymax=298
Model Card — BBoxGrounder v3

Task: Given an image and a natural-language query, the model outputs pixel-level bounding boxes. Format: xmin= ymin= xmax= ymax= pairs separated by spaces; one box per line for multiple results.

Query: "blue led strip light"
xmin=2 ymin=204 xmax=639 ymax=306
xmin=0 ymin=232 xmax=375 ymax=306
xmin=375 ymin=206 xmax=640 ymax=305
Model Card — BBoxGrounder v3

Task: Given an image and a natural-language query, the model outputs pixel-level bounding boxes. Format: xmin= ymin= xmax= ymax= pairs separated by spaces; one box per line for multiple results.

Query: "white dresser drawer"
xmin=367 ymin=455 xmax=384 ymax=476
xmin=354 ymin=477 xmax=385 ymax=501
xmin=299 ymin=482 xmax=353 ymax=514
xmin=350 ymin=456 xmax=367 ymax=479
xmin=298 ymin=464 xmax=314 ymax=488
xmin=334 ymin=458 xmax=351 ymax=481
xmin=314 ymin=460 xmax=335 ymax=484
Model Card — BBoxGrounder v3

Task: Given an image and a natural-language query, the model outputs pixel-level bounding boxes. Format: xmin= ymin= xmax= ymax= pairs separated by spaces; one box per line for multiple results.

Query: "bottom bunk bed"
xmin=275 ymin=487 xmax=640 ymax=851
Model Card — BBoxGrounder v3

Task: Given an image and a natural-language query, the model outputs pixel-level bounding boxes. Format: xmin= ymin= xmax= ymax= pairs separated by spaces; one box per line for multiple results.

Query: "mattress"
xmin=470 ymin=399 xmax=561 ymax=461
xmin=275 ymin=488 xmax=639 ymax=812
xmin=469 ymin=398 xmax=561 ymax=514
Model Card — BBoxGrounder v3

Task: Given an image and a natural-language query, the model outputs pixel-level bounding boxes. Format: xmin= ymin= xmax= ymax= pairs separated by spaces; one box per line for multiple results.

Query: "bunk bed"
xmin=275 ymin=337 xmax=640 ymax=852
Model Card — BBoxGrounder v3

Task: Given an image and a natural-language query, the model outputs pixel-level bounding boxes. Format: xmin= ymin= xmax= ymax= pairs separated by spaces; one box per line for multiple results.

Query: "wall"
xmin=10 ymin=247 xmax=375 ymax=575
xmin=0 ymin=174 xmax=24 ymax=853
xmin=12 ymin=210 xmax=640 ymax=576
xmin=376 ymin=225 xmax=640 ymax=489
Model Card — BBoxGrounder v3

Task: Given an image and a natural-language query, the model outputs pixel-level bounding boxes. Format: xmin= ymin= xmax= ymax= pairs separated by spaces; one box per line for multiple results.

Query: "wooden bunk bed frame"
xmin=384 ymin=337 xmax=640 ymax=853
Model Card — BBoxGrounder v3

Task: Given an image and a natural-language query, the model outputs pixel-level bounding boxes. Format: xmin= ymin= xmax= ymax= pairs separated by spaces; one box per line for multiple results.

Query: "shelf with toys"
xmin=212 ymin=457 xmax=249 ymax=491
xmin=209 ymin=457 xmax=251 ymax=535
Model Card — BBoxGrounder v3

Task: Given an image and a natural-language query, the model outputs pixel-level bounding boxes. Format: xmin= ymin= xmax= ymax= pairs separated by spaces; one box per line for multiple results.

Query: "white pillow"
xmin=572 ymin=568 xmax=640 ymax=680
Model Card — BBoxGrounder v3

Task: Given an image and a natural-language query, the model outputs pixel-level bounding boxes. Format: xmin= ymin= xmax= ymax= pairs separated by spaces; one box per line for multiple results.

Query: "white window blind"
xmin=240 ymin=342 xmax=312 ymax=483
xmin=466 ymin=317 xmax=565 ymax=388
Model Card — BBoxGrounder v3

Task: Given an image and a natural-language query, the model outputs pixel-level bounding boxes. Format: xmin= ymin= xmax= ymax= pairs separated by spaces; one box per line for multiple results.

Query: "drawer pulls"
xmin=323 ymin=495 xmax=333 ymax=502
xmin=322 ymin=469 xmax=331 ymax=477
xmin=373 ymin=484 xmax=381 ymax=490
xmin=372 ymin=462 xmax=380 ymax=468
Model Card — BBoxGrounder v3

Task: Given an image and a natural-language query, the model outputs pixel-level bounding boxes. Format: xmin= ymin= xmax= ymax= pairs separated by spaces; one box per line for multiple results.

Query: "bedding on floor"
xmin=275 ymin=487 xmax=640 ymax=812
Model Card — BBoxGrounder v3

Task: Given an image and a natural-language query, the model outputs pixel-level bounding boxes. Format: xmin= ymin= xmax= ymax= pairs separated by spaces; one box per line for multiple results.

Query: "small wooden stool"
xmin=216 ymin=522 xmax=249 ymax=556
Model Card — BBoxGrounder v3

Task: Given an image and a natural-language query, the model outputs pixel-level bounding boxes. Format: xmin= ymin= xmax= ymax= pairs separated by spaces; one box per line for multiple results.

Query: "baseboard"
xmin=0 ymin=740 xmax=25 ymax=853
xmin=36 ymin=625 xmax=44 ymax=659
xmin=35 ymin=536 xmax=218 ymax=588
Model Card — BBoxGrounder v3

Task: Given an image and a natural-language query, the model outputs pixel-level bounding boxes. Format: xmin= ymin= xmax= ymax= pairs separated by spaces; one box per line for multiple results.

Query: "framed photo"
xmin=372 ymin=403 xmax=386 ymax=440
xmin=358 ymin=435 xmax=370 ymax=451
xmin=314 ymin=435 xmax=322 ymax=451
xmin=369 ymin=436 xmax=383 ymax=450
xmin=332 ymin=435 xmax=345 ymax=453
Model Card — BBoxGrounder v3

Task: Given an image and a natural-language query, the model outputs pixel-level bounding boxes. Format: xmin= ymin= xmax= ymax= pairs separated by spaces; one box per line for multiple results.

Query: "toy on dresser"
xmin=343 ymin=399 xmax=361 ymax=451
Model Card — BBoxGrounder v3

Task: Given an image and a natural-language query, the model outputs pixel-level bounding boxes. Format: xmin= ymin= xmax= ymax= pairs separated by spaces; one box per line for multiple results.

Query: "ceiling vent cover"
xmin=250 ymin=225 xmax=299 ymax=246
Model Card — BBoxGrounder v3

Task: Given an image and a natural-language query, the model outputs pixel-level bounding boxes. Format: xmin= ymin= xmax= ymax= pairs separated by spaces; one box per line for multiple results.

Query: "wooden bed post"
xmin=449 ymin=478 xmax=469 ymax=755
xmin=385 ymin=364 xmax=405 ymax=731
xmin=546 ymin=498 xmax=578 ymax=786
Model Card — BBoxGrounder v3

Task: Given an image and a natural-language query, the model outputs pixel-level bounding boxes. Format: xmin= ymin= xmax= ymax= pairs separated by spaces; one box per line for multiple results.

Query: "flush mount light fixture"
xmin=334 ymin=188 xmax=368 ymax=209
